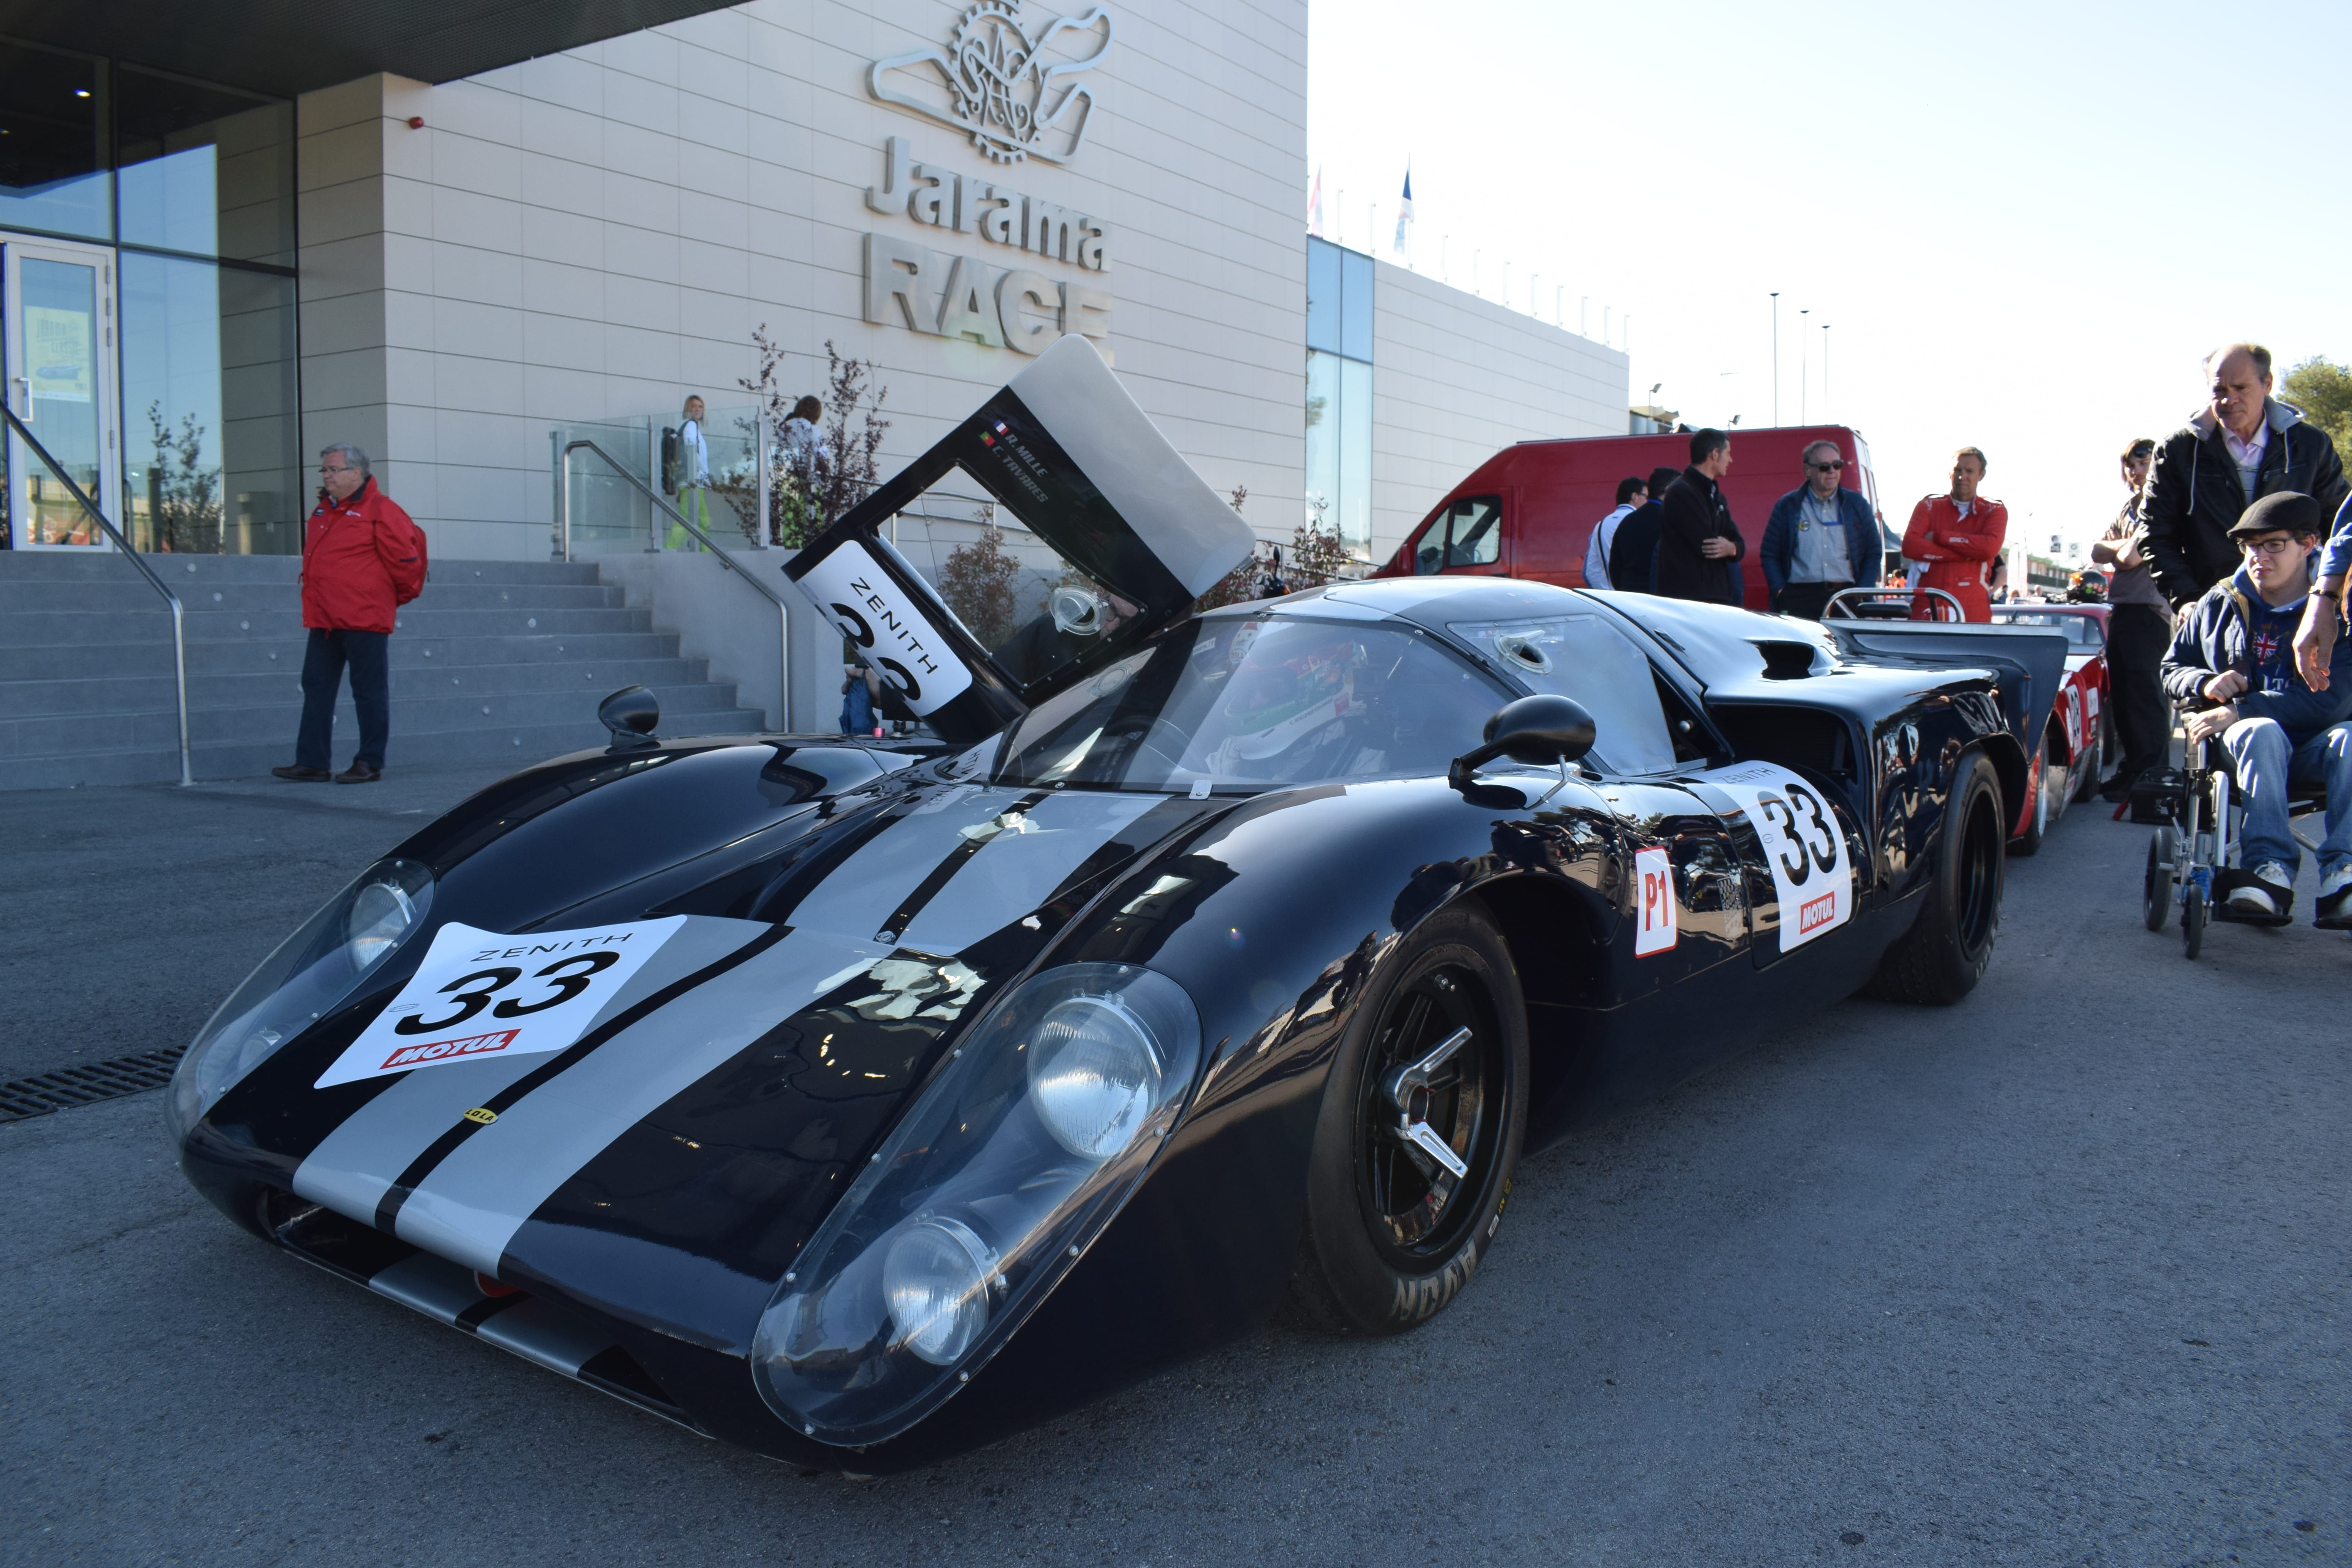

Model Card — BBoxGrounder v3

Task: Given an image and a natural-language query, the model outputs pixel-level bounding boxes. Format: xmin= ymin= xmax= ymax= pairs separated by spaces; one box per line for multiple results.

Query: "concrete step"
xmin=0 ymin=553 xmax=604 ymax=587
xmin=0 ymin=653 xmax=720 ymax=717
xmin=0 ymin=580 xmax=627 ymax=615
xmin=2 ymin=628 xmax=688 ymax=682
xmin=0 ymin=705 xmax=771 ymax=791
xmin=0 ymin=605 xmax=655 ymax=646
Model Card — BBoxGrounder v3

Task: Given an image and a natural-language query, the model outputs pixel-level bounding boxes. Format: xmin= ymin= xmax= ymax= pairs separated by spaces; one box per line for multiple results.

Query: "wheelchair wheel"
xmin=2143 ymin=828 xmax=2177 ymax=932
xmin=2182 ymin=883 xmax=2207 ymax=959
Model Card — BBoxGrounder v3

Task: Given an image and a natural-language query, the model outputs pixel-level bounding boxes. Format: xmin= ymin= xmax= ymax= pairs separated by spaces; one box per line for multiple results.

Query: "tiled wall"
xmin=294 ymin=0 xmax=1313 ymax=561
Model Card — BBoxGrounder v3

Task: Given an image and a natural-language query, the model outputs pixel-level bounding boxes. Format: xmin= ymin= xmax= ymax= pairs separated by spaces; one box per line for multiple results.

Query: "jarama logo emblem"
xmin=1798 ymin=891 xmax=1838 ymax=935
xmin=869 ymin=2 xmax=1114 ymax=166
xmin=379 ymin=1029 xmax=520 ymax=1073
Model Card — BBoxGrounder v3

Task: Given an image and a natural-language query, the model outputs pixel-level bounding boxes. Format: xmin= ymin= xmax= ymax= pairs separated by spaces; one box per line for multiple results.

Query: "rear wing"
xmin=1823 ymin=621 xmax=2072 ymax=754
xmin=784 ymin=336 xmax=1255 ymax=745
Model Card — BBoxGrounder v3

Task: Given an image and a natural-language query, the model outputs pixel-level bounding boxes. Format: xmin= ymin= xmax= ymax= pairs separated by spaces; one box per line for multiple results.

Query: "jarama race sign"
xmin=1708 ymin=762 xmax=1856 ymax=952
xmin=313 ymin=918 xmax=684 ymax=1088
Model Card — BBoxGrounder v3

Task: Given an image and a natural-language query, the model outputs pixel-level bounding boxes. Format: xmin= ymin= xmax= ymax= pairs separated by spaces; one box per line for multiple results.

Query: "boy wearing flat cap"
xmin=2161 ymin=491 xmax=2352 ymax=924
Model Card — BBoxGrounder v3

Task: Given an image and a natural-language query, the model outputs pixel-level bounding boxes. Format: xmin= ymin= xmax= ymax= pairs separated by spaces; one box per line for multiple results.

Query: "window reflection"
xmin=0 ymin=42 xmax=110 ymax=241
xmin=116 ymin=68 xmax=294 ymax=265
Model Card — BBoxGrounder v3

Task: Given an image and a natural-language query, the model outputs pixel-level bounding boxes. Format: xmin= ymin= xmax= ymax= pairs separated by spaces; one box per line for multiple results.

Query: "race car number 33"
xmin=313 ymin=917 xmax=685 ymax=1089
xmin=1710 ymin=762 xmax=1854 ymax=951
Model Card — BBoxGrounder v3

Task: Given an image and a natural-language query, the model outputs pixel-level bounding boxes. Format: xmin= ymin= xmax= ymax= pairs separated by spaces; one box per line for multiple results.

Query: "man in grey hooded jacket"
xmin=2140 ymin=343 xmax=2348 ymax=607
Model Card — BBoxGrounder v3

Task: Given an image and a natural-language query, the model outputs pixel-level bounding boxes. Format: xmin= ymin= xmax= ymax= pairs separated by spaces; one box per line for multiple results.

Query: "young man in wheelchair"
xmin=2161 ymin=492 xmax=2352 ymax=926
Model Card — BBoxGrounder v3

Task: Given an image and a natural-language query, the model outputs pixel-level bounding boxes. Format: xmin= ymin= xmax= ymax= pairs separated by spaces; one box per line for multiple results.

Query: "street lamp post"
xmin=1822 ymin=323 xmax=1831 ymax=421
xmin=1799 ymin=308 xmax=1809 ymax=423
xmin=1770 ymin=292 xmax=1780 ymax=426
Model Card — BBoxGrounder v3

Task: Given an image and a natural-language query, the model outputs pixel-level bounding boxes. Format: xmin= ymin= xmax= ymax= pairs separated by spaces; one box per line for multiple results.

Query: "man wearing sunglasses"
xmin=2161 ymin=492 xmax=2352 ymax=925
xmin=1760 ymin=440 xmax=1880 ymax=619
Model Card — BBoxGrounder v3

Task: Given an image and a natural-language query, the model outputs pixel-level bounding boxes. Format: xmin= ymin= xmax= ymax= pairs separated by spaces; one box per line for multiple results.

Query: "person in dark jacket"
xmin=1760 ymin=439 xmax=1880 ymax=618
xmin=273 ymin=445 xmax=426 ymax=785
xmin=1607 ymin=466 xmax=1683 ymax=593
xmin=2160 ymin=492 xmax=2352 ymax=926
xmin=2092 ymin=437 xmax=2171 ymax=799
xmin=2141 ymin=343 xmax=2348 ymax=608
xmin=1656 ymin=430 xmax=1744 ymax=604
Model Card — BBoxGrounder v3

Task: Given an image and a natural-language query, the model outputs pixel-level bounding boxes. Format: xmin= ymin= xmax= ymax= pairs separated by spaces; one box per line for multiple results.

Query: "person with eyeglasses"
xmin=2160 ymin=492 xmax=2352 ymax=926
xmin=271 ymin=443 xmax=427 ymax=785
xmin=1760 ymin=439 xmax=1880 ymax=619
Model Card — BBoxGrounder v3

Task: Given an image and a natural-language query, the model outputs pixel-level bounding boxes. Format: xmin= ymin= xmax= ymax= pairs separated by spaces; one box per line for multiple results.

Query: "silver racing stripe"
xmin=895 ymin=790 xmax=1163 ymax=954
xmin=394 ymin=927 xmax=886 ymax=1274
xmin=292 ymin=915 xmax=773 ymax=1225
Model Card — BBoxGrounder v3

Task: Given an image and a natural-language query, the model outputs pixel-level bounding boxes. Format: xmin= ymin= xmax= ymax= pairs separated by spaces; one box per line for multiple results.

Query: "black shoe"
xmin=2098 ymin=774 xmax=2134 ymax=803
xmin=272 ymin=764 xmax=332 ymax=782
xmin=333 ymin=761 xmax=383 ymax=784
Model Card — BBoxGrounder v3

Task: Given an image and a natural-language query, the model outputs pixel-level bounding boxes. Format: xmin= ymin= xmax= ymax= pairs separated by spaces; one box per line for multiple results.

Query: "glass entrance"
xmin=4 ymin=237 xmax=121 ymax=548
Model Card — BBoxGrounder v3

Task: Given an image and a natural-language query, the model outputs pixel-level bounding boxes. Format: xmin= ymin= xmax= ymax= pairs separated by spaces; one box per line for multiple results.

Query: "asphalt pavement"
xmin=3 ymin=769 xmax=2346 ymax=1566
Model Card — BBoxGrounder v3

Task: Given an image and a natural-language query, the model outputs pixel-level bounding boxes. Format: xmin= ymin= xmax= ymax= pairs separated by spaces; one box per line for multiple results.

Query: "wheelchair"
xmin=2140 ymin=703 xmax=2331 ymax=958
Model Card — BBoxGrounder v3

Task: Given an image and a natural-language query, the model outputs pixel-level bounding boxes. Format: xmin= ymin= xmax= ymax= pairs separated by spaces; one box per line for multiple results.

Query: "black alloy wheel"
xmin=1288 ymin=904 xmax=1528 ymax=1335
xmin=1862 ymin=750 xmax=2004 ymax=1005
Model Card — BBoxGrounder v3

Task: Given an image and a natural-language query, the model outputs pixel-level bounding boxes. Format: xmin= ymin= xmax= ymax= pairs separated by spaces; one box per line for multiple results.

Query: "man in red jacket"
xmin=272 ymin=445 xmax=426 ymax=784
xmin=1903 ymin=446 xmax=2007 ymax=622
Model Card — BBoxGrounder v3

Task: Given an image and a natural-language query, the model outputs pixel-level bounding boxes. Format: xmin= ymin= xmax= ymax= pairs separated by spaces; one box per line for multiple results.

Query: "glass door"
xmin=3 ymin=237 xmax=121 ymax=548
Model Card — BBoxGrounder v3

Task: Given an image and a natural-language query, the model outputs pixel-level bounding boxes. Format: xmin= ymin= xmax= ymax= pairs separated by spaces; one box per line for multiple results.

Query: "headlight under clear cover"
xmin=166 ymin=857 xmax=434 ymax=1143
xmin=751 ymin=963 xmax=1202 ymax=1446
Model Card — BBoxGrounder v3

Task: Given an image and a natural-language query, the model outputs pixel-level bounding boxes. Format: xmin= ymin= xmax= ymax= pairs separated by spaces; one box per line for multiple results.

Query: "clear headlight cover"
xmin=751 ymin=962 xmax=1202 ymax=1446
xmin=166 ymin=857 xmax=434 ymax=1143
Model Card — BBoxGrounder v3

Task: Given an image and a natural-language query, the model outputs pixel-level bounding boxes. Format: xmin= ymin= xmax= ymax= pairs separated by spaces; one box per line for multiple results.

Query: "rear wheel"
xmin=1287 ymin=904 xmax=1528 ymax=1336
xmin=1862 ymin=750 xmax=2004 ymax=1004
xmin=2143 ymin=828 xmax=2178 ymax=932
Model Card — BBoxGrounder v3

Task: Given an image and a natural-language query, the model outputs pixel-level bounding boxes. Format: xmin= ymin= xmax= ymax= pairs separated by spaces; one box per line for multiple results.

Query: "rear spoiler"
xmin=1822 ymin=621 xmax=2072 ymax=753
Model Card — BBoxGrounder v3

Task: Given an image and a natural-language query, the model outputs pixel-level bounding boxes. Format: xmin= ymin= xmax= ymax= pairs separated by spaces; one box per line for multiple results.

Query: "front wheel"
xmin=1862 ymin=750 xmax=2005 ymax=1005
xmin=2183 ymin=884 xmax=2207 ymax=960
xmin=1287 ymin=903 xmax=1528 ymax=1336
xmin=2143 ymin=828 xmax=2178 ymax=932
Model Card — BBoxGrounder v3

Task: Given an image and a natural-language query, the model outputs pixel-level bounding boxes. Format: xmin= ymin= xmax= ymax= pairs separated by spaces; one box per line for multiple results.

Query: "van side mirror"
xmin=1448 ymin=694 xmax=1597 ymax=796
xmin=599 ymin=684 xmax=661 ymax=750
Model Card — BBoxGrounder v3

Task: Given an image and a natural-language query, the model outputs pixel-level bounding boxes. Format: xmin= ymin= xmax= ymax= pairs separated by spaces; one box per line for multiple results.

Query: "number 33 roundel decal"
xmin=1710 ymin=762 xmax=1855 ymax=951
xmin=313 ymin=918 xmax=685 ymax=1088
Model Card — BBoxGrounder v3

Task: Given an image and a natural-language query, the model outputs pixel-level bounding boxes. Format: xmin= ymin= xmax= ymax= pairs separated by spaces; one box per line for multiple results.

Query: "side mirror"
xmin=1448 ymin=694 xmax=1597 ymax=796
xmin=599 ymin=684 xmax=661 ymax=750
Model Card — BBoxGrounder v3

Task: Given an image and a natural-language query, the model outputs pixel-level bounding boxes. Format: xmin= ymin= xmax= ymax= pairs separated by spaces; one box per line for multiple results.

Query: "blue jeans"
xmin=2223 ymin=716 xmax=2352 ymax=878
xmin=297 ymin=628 xmax=390 ymax=770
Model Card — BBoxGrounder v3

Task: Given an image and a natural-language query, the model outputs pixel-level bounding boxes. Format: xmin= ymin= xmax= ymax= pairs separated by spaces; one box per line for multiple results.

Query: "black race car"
xmin=171 ymin=339 xmax=2048 ymax=1470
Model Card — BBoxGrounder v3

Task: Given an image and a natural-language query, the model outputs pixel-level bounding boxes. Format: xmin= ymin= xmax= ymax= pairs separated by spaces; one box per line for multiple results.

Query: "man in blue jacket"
xmin=2162 ymin=491 xmax=2352 ymax=926
xmin=1760 ymin=440 xmax=1881 ymax=619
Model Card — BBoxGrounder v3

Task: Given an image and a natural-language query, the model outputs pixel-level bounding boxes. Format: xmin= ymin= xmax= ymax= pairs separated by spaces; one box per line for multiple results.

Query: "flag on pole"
xmin=1392 ymin=167 xmax=1414 ymax=262
xmin=1307 ymin=168 xmax=1324 ymax=238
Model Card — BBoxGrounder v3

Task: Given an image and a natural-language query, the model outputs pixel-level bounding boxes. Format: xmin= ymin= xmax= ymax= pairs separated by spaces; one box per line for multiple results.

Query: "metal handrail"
xmin=559 ymin=438 xmax=791 ymax=731
xmin=3 ymin=404 xmax=193 ymax=785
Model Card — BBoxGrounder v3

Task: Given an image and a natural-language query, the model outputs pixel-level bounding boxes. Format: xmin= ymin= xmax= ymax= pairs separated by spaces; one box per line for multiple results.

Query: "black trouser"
xmin=1773 ymin=581 xmax=1844 ymax=620
xmin=296 ymin=628 xmax=390 ymax=770
xmin=2105 ymin=602 xmax=2172 ymax=783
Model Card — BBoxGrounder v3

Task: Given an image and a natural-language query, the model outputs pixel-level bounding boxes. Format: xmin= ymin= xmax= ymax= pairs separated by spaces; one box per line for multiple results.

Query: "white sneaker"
xmin=2227 ymin=861 xmax=2294 ymax=916
xmin=2323 ymin=864 xmax=2352 ymax=898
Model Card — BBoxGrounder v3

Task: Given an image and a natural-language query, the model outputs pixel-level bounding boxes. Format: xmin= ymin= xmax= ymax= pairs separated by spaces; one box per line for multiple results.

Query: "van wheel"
xmin=1863 ymin=751 xmax=2004 ymax=1004
xmin=1287 ymin=904 xmax=1527 ymax=1336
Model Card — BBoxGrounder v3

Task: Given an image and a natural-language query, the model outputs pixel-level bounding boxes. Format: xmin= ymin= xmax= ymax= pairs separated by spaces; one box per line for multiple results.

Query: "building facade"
xmin=4 ymin=0 xmax=1626 ymax=575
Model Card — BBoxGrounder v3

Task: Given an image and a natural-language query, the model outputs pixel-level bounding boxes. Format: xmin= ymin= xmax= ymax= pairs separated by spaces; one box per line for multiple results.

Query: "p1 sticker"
xmin=795 ymin=540 xmax=972 ymax=715
xmin=1709 ymin=763 xmax=1855 ymax=951
xmin=315 ymin=917 xmax=685 ymax=1088
xmin=1633 ymin=846 xmax=1678 ymax=956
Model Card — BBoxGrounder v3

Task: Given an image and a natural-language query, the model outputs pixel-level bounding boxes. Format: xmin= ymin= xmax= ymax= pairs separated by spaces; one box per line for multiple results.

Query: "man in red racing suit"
xmin=1904 ymin=445 xmax=2008 ymax=622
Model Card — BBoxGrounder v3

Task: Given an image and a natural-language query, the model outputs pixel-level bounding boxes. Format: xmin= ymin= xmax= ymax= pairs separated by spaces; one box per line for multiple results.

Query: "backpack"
xmin=387 ymin=515 xmax=429 ymax=606
xmin=660 ymin=427 xmax=681 ymax=495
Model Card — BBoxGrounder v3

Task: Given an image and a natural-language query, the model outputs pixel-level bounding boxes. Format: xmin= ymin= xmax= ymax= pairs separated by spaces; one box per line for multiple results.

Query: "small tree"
xmin=732 ymin=330 xmax=893 ymax=548
xmin=1193 ymin=485 xmax=1268 ymax=611
xmin=145 ymin=402 xmax=221 ymax=554
xmin=2284 ymin=356 xmax=2352 ymax=455
xmin=936 ymin=515 xmax=1022 ymax=648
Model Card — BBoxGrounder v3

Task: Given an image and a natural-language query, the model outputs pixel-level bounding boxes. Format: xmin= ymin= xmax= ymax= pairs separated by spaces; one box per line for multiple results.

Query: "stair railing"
xmin=3 ymin=405 xmax=193 ymax=786
xmin=559 ymin=438 xmax=791 ymax=731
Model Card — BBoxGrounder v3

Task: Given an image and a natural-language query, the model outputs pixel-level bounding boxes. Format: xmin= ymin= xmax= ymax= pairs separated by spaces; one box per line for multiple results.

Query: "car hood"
xmin=187 ymin=748 xmax=1217 ymax=1357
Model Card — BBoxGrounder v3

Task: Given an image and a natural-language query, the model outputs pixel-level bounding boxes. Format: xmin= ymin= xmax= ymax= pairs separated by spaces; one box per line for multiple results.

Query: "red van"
xmin=1371 ymin=425 xmax=1884 ymax=613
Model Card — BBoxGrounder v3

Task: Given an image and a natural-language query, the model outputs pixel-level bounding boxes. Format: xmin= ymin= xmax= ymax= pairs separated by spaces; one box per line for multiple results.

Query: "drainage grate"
xmin=0 ymin=1047 xmax=186 ymax=1123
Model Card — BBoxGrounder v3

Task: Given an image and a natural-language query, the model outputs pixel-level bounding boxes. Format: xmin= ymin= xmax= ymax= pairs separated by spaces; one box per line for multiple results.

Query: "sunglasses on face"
xmin=1808 ymin=460 xmax=1845 ymax=472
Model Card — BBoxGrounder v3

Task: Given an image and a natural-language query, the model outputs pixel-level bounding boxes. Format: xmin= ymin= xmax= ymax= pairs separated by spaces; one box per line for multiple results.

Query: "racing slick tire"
xmin=1862 ymin=750 xmax=2004 ymax=1005
xmin=1287 ymin=903 xmax=1528 ymax=1337
xmin=2009 ymin=738 xmax=2051 ymax=857
xmin=2143 ymin=828 xmax=2177 ymax=932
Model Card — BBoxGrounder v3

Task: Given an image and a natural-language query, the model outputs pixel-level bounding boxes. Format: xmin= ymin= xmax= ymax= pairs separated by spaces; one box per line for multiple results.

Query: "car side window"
xmin=1448 ymin=613 xmax=1681 ymax=775
xmin=1413 ymin=496 xmax=1502 ymax=573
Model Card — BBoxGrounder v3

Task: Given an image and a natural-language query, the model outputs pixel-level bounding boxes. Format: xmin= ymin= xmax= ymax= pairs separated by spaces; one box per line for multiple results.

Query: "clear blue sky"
xmin=1308 ymin=0 xmax=2352 ymax=558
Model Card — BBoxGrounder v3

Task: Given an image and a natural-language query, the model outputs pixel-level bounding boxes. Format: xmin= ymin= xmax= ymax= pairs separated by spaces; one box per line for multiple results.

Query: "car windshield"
xmin=1991 ymin=610 xmax=2103 ymax=650
xmin=995 ymin=615 xmax=1503 ymax=792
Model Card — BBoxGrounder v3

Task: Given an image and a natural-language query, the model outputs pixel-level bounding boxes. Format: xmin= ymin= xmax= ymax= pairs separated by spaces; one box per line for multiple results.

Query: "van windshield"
xmin=996 ymin=615 xmax=1503 ymax=792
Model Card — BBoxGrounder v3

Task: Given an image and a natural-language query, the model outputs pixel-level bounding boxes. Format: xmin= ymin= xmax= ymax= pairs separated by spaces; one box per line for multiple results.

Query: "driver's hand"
xmin=2184 ymin=704 xmax=2238 ymax=745
xmin=2295 ymin=594 xmax=2341 ymax=691
xmin=2201 ymin=670 xmax=2247 ymax=701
